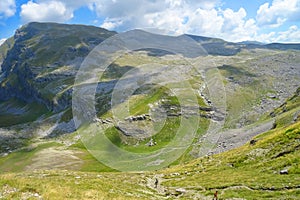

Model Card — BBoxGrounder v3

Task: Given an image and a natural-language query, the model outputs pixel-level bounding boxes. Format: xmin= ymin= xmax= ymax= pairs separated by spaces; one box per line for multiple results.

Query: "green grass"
xmin=0 ymin=98 xmax=49 ymax=127
xmin=60 ymin=108 xmax=73 ymax=123
xmin=104 ymin=117 xmax=181 ymax=153
xmin=0 ymin=142 xmax=61 ymax=173
xmin=224 ymin=86 xmax=260 ymax=128
xmin=161 ymin=120 xmax=300 ymax=199
xmin=39 ymin=76 xmax=74 ymax=101
xmin=0 ymin=120 xmax=298 ymax=199
xmin=102 ymin=64 xmax=135 ymax=80
xmin=218 ymin=64 xmax=256 ymax=78
xmin=129 ymin=86 xmax=170 ymax=115
xmin=0 ymin=171 xmax=152 ymax=200
xmin=68 ymin=141 xmax=116 ymax=172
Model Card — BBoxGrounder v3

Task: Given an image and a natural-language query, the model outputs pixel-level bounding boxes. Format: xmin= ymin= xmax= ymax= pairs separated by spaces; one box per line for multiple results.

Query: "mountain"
xmin=186 ymin=34 xmax=300 ymax=55
xmin=0 ymin=22 xmax=299 ymax=199
xmin=237 ymin=40 xmax=265 ymax=45
xmin=265 ymin=43 xmax=300 ymax=50
xmin=0 ymin=22 xmax=115 ymax=111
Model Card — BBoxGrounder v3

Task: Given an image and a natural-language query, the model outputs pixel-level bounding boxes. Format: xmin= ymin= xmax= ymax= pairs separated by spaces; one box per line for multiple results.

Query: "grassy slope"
xmin=163 ymin=120 xmax=300 ymax=199
xmin=0 ymin=119 xmax=298 ymax=199
xmin=0 ymin=98 xmax=48 ymax=127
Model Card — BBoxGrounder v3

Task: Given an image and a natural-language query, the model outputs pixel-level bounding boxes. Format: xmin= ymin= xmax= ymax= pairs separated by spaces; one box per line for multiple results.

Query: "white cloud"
xmin=91 ymin=0 xmax=171 ymax=31
xmin=256 ymin=0 xmax=300 ymax=27
xmin=0 ymin=38 xmax=6 ymax=46
xmin=222 ymin=8 xmax=246 ymax=32
xmin=185 ymin=8 xmax=224 ymax=36
xmin=101 ymin=19 xmax=123 ymax=30
xmin=143 ymin=8 xmax=190 ymax=34
xmin=91 ymin=0 xmax=221 ymax=31
xmin=254 ymin=32 xmax=276 ymax=43
xmin=14 ymin=0 xmax=300 ymax=43
xmin=89 ymin=0 xmax=258 ymax=42
xmin=0 ymin=0 xmax=16 ymax=18
xmin=275 ymin=25 xmax=300 ymax=42
xmin=20 ymin=1 xmax=74 ymax=23
xmin=253 ymin=25 xmax=300 ymax=43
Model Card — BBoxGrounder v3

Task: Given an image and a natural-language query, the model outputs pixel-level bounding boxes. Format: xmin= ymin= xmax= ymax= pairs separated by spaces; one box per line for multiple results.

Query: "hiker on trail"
xmin=154 ymin=178 xmax=158 ymax=188
xmin=213 ymin=190 xmax=218 ymax=200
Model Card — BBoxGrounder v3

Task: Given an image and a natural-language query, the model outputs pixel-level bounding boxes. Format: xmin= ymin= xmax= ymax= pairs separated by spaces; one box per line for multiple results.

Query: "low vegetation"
xmin=0 ymin=119 xmax=298 ymax=199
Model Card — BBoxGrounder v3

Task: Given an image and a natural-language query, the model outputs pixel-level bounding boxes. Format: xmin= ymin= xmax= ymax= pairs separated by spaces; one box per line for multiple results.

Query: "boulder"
xmin=250 ymin=139 xmax=257 ymax=145
xmin=146 ymin=138 xmax=157 ymax=146
xmin=279 ymin=169 xmax=288 ymax=175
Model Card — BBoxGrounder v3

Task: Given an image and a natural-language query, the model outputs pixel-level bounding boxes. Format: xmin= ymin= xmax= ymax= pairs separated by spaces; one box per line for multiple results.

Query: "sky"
xmin=0 ymin=0 xmax=300 ymax=45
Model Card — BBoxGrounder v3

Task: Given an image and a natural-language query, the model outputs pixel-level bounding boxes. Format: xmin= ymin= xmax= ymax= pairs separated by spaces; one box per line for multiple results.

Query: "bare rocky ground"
xmin=209 ymin=119 xmax=275 ymax=154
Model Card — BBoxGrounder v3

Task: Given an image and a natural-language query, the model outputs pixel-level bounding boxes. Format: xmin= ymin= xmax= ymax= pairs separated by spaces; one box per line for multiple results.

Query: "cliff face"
xmin=0 ymin=22 xmax=116 ymax=112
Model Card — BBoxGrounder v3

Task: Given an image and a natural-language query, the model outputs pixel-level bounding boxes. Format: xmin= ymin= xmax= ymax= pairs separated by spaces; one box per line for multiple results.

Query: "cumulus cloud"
xmin=256 ymin=0 xmax=300 ymax=27
xmin=91 ymin=0 xmax=172 ymax=31
xmin=184 ymin=8 xmax=224 ymax=35
xmin=253 ymin=25 xmax=300 ymax=43
xmin=15 ymin=0 xmax=300 ymax=42
xmin=0 ymin=0 xmax=16 ymax=18
xmin=20 ymin=1 xmax=74 ymax=23
xmin=254 ymin=32 xmax=276 ymax=43
xmin=89 ymin=0 xmax=257 ymax=42
xmin=91 ymin=0 xmax=221 ymax=31
xmin=93 ymin=0 xmax=300 ymax=42
xmin=275 ymin=25 xmax=300 ymax=42
xmin=101 ymin=19 xmax=123 ymax=30
xmin=222 ymin=8 xmax=246 ymax=32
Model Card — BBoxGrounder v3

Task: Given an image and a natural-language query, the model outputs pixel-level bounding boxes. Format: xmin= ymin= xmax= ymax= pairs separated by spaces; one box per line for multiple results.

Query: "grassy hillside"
xmin=0 ymin=98 xmax=48 ymax=127
xmin=163 ymin=120 xmax=300 ymax=199
xmin=0 ymin=119 xmax=298 ymax=199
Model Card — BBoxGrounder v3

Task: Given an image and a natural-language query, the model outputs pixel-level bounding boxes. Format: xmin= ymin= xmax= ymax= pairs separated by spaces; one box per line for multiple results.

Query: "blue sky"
xmin=0 ymin=0 xmax=300 ymax=44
